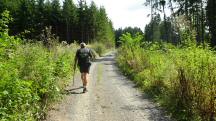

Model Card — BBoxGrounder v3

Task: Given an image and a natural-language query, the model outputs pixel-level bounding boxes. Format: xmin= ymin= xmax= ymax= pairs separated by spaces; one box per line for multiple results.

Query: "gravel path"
xmin=45 ymin=53 xmax=172 ymax=121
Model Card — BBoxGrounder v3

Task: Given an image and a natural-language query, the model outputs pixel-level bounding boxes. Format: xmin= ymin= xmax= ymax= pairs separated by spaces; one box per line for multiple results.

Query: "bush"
xmin=117 ymin=41 xmax=216 ymax=121
xmin=91 ymin=43 xmax=106 ymax=56
xmin=0 ymin=10 xmax=78 ymax=120
xmin=0 ymin=41 xmax=77 ymax=120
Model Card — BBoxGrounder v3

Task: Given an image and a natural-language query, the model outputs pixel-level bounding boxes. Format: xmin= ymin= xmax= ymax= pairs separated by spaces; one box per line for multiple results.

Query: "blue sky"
xmin=61 ymin=0 xmax=170 ymax=30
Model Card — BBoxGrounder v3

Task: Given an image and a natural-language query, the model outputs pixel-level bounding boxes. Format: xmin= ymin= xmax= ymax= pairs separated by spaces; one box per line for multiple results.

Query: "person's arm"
xmin=89 ymin=48 xmax=95 ymax=60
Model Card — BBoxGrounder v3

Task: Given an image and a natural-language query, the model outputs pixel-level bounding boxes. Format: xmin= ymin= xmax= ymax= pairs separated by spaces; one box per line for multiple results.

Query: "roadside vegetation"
xmin=1 ymin=0 xmax=216 ymax=120
xmin=0 ymin=9 xmax=112 ymax=120
xmin=0 ymin=0 xmax=115 ymax=119
xmin=116 ymin=32 xmax=216 ymax=121
xmin=116 ymin=1 xmax=216 ymax=120
xmin=0 ymin=11 xmax=78 ymax=120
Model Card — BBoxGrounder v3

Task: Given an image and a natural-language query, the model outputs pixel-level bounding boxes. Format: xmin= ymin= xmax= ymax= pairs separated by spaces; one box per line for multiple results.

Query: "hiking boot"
xmin=83 ymin=87 xmax=87 ymax=93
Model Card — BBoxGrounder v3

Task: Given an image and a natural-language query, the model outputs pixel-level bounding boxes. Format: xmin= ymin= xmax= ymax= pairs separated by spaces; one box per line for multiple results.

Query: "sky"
xmin=61 ymin=0 xmax=170 ymax=30
xmin=84 ymin=0 xmax=151 ymax=30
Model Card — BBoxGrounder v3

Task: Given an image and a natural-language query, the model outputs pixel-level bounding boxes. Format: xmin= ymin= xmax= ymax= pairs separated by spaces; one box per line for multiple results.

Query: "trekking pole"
xmin=72 ymin=64 xmax=76 ymax=86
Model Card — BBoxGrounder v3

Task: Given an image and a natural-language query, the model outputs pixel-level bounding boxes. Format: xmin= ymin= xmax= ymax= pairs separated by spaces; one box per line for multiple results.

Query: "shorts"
xmin=78 ymin=63 xmax=91 ymax=73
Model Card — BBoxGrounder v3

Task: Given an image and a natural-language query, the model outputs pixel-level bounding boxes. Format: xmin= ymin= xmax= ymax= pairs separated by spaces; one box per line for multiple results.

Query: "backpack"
xmin=77 ymin=48 xmax=91 ymax=65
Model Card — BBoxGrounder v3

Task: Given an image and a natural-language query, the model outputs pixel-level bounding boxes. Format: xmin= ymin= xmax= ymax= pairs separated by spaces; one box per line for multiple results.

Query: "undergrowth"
xmin=0 ymin=10 xmax=78 ymax=120
xmin=116 ymin=33 xmax=216 ymax=121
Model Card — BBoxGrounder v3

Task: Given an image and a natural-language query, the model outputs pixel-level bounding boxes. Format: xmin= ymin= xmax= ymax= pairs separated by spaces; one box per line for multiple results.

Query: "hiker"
xmin=74 ymin=42 xmax=93 ymax=93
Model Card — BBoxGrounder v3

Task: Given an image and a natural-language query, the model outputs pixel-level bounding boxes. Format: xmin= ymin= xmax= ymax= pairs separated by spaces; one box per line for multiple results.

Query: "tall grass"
xmin=117 ymin=37 xmax=216 ymax=120
xmin=0 ymin=31 xmax=77 ymax=120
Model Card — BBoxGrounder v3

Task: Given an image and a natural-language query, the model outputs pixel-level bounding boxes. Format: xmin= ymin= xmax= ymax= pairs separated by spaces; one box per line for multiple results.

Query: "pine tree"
xmin=0 ymin=0 xmax=115 ymax=46
xmin=206 ymin=0 xmax=216 ymax=47
xmin=12 ymin=0 xmax=36 ymax=38
xmin=34 ymin=0 xmax=46 ymax=37
xmin=86 ymin=1 xmax=98 ymax=43
xmin=62 ymin=0 xmax=77 ymax=43
xmin=50 ymin=0 xmax=62 ymax=37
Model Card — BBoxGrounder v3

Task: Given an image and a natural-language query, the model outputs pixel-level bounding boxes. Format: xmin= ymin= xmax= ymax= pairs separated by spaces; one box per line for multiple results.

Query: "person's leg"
xmin=81 ymin=73 xmax=85 ymax=87
xmin=83 ymin=73 xmax=89 ymax=93
xmin=83 ymin=73 xmax=89 ymax=87
xmin=82 ymin=64 xmax=90 ymax=93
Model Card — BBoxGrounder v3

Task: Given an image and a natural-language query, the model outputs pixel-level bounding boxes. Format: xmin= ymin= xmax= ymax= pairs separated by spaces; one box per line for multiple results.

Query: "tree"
xmin=62 ymin=0 xmax=77 ymax=42
xmin=0 ymin=0 xmax=115 ymax=46
xmin=144 ymin=14 xmax=161 ymax=42
xmin=169 ymin=0 xmax=207 ymax=45
xmin=96 ymin=7 xmax=109 ymax=42
xmin=0 ymin=0 xmax=7 ymax=13
xmin=144 ymin=0 xmax=209 ymax=45
xmin=115 ymin=27 xmax=143 ymax=47
xmin=86 ymin=1 xmax=98 ymax=43
xmin=11 ymin=0 xmax=36 ymax=38
xmin=50 ymin=0 xmax=62 ymax=36
xmin=77 ymin=0 xmax=88 ymax=43
xmin=34 ymin=0 xmax=46 ymax=37
xmin=206 ymin=0 xmax=216 ymax=47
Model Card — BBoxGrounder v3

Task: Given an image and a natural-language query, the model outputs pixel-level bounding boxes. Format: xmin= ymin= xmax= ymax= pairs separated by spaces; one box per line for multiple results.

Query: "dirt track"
xmin=45 ymin=53 xmax=171 ymax=121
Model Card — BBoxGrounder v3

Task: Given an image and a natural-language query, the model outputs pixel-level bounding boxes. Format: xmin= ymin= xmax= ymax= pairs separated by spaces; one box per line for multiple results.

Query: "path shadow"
xmin=104 ymin=62 xmax=116 ymax=66
xmin=63 ymin=86 xmax=84 ymax=95
xmin=93 ymin=57 xmax=114 ymax=62
xmin=65 ymin=86 xmax=83 ymax=91
xmin=93 ymin=54 xmax=115 ymax=63
xmin=67 ymin=91 xmax=83 ymax=94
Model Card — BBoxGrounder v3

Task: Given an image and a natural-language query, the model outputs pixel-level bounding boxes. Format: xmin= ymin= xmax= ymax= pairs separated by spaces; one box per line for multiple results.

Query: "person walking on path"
xmin=74 ymin=42 xmax=94 ymax=93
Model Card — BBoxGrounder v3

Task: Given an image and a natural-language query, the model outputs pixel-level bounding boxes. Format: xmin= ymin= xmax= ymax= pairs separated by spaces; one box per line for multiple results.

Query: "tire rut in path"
xmin=45 ymin=53 xmax=172 ymax=121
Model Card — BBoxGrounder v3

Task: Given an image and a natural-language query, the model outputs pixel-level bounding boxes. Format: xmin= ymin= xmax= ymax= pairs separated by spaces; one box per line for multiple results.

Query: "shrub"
xmin=117 ymin=41 xmax=216 ymax=121
xmin=0 ymin=10 xmax=78 ymax=120
xmin=0 ymin=42 xmax=77 ymax=120
xmin=91 ymin=42 xmax=106 ymax=56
